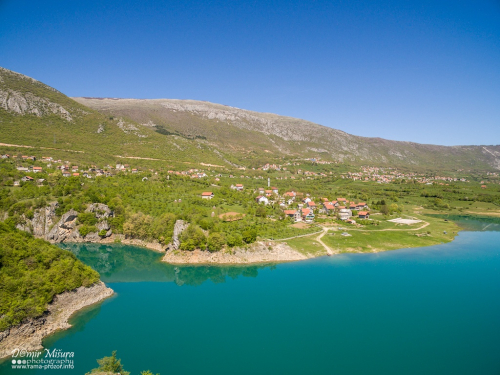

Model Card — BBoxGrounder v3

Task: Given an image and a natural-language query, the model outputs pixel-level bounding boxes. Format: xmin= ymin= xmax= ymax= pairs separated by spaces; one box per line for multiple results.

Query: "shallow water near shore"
xmin=2 ymin=219 xmax=500 ymax=374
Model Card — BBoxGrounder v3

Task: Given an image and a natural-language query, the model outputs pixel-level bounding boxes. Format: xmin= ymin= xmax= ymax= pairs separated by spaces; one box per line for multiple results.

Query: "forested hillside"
xmin=0 ymin=222 xmax=99 ymax=330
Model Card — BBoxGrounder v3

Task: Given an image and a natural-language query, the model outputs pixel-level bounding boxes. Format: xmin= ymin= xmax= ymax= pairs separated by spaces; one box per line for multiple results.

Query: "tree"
xmin=86 ymin=351 xmax=130 ymax=375
xmin=242 ymin=228 xmax=257 ymax=244
xmin=226 ymin=233 xmax=243 ymax=247
xmin=179 ymin=224 xmax=207 ymax=250
xmin=207 ymin=232 xmax=225 ymax=252
xmin=255 ymin=206 xmax=267 ymax=218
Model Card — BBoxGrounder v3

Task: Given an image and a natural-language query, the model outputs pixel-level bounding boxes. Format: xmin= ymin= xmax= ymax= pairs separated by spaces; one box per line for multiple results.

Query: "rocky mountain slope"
xmin=74 ymin=97 xmax=500 ymax=170
xmin=0 ymin=66 xmax=498 ymax=170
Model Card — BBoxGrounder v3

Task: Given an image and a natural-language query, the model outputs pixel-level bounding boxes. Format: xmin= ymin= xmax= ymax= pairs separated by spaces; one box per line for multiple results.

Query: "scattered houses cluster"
xmin=341 ymin=166 xmax=469 ymax=184
xmin=254 ymin=187 xmax=370 ymax=224
xmin=4 ymin=154 xmax=149 ymax=186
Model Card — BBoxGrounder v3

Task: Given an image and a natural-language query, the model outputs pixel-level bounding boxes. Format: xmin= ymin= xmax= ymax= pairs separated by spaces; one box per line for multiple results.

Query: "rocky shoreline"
xmin=16 ymin=204 xmax=310 ymax=264
xmin=162 ymin=241 xmax=308 ymax=264
xmin=0 ymin=281 xmax=113 ymax=360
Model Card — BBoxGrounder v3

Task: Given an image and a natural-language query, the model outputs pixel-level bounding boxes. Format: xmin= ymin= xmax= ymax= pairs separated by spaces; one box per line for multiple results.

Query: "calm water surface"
xmin=1 ymin=218 xmax=500 ymax=375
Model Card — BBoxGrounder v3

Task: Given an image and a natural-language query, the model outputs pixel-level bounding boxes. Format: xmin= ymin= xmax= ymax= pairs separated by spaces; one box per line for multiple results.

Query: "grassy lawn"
xmin=284 ymin=236 xmax=327 ymax=257
xmin=322 ymin=215 xmax=460 ymax=253
xmin=352 ymin=218 xmax=424 ymax=231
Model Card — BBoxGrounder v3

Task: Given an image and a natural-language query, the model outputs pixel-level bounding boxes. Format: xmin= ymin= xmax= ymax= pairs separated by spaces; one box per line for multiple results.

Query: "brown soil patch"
xmin=291 ymin=222 xmax=310 ymax=229
xmin=219 ymin=212 xmax=245 ymax=221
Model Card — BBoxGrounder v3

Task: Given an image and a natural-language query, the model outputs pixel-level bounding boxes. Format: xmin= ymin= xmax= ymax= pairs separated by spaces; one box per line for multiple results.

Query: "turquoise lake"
xmin=1 ymin=217 xmax=500 ymax=374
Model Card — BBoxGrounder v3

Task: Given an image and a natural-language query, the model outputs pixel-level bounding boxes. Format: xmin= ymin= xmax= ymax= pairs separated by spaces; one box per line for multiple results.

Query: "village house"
xmin=201 ymin=192 xmax=214 ymax=200
xmin=62 ymin=171 xmax=71 ymax=177
xmin=33 ymin=166 xmax=43 ymax=173
xmin=13 ymin=180 xmax=20 ymax=186
xmin=307 ymin=201 xmax=316 ymax=209
xmin=356 ymin=202 xmax=368 ymax=210
xmin=284 ymin=209 xmax=301 ymax=222
xmin=72 ymin=173 xmax=80 ymax=177
xmin=271 ymin=186 xmax=279 ymax=194
xmin=131 ymin=168 xmax=138 ymax=173
xmin=231 ymin=184 xmax=244 ymax=191
xmin=21 ymin=176 xmax=34 ymax=182
xmin=339 ymin=208 xmax=352 ymax=221
xmin=301 ymin=208 xmax=315 ymax=222
xmin=323 ymin=202 xmax=335 ymax=214
xmin=72 ymin=166 xmax=79 ymax=172
xmin=256 ymin=196 xmax=269 ymax=205
xmin=358 ymin=211 xmax=370 ymax=219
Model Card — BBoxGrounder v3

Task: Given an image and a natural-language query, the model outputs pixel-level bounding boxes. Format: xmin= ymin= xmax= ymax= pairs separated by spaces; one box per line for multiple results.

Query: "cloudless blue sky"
xmin=1 ymin=0 xmax=499 ymax=146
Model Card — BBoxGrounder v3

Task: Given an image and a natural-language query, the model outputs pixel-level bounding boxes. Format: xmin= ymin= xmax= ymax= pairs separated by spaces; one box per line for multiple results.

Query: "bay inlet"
xmin=2 ymin=217 xmax=499 ymax=375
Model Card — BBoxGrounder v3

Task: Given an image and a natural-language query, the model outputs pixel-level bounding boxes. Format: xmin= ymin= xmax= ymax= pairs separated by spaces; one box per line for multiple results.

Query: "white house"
xmin=339 ymin=208 xmax=352 ymax=221
xmin=256 ymin=196 xmax=269 ymax=205
xmin=201 ymin=192 xmax=214 ymax=200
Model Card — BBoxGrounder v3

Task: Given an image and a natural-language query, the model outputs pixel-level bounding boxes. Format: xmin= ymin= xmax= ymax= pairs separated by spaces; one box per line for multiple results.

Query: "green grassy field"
xmin=285 ymin=235 xmax=327 ymax=257
xmin=322 ymin=215 xmax=459 ymax=253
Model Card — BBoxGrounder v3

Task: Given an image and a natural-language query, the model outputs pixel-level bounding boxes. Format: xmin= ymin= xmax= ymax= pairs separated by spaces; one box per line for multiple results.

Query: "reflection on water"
xmin=43 ymin=298 xmax=106 ymax=348
xmin=428 ymin=214 xmax=500 ymax=232
xmin=58 ymin=243 xmax=276 ymax=286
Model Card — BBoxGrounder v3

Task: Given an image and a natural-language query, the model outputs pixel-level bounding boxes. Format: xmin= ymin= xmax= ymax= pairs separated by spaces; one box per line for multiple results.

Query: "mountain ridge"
xmin=0 ymin=66 xmax=498 ymax=170
xmin=73 ymin=96 xmax=500 ymax=170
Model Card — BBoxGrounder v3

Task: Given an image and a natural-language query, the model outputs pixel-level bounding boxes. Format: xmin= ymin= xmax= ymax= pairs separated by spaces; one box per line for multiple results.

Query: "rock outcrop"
xmin=32 ymin=202 xmax=58 ymax=237
xmin=0 ymin=281 xmax=113 ymax=359
xmin=85 ymin=203 xmax=112 ymax=219
xmin=46 ymin=209 xmax=80 ymax=242
xmin=167 ymin=219 xmax=188 ymax=250
xmin=16 ymin=203 xmax=114 ymax=244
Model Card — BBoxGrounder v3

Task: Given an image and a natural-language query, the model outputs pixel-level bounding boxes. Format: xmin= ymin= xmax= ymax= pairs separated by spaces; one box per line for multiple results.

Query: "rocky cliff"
xmin=17 ymin=203 xmax=114 ymax=244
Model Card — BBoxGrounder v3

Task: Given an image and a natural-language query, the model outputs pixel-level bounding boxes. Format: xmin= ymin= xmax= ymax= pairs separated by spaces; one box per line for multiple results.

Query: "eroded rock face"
xmin=96 ymin=220 xmax=110 ymax=232
xmin=16 ymin=203 xmax=114 ymax=243
xmin=85 ymin=203 xmax=112 ymax=219
xmin=46 ymin=209 xmax=79 ymax=242
xmin=32 ymin=202 xmax=58 ymax=237
xmin=169 ymin=219 xmax=188 ymax=250
xmin=0 ymin=89 xmax=72 ymax=121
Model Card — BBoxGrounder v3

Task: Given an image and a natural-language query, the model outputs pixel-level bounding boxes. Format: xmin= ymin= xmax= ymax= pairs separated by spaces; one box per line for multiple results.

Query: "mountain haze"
xmin=0 ymin=66 xmax=498 ymax=170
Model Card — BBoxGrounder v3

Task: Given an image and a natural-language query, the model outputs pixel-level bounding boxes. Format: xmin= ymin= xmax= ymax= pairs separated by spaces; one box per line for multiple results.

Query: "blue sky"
xmin=1 ymin=0 xmax=499 ymax=146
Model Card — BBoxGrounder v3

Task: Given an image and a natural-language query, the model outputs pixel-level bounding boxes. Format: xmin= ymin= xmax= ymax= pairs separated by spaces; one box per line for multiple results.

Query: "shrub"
xmin=78 ymin=212 xmax=97 ymax=226
xmin=79 ymin=225 xmax=97 ymax=237
xmin=207 ymin=232 xmax=225 ymax=252
xmin=179 ymin=224 xmax=206 ymax=250
xmin=226 ymin=233 xmax=243 ymax=247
